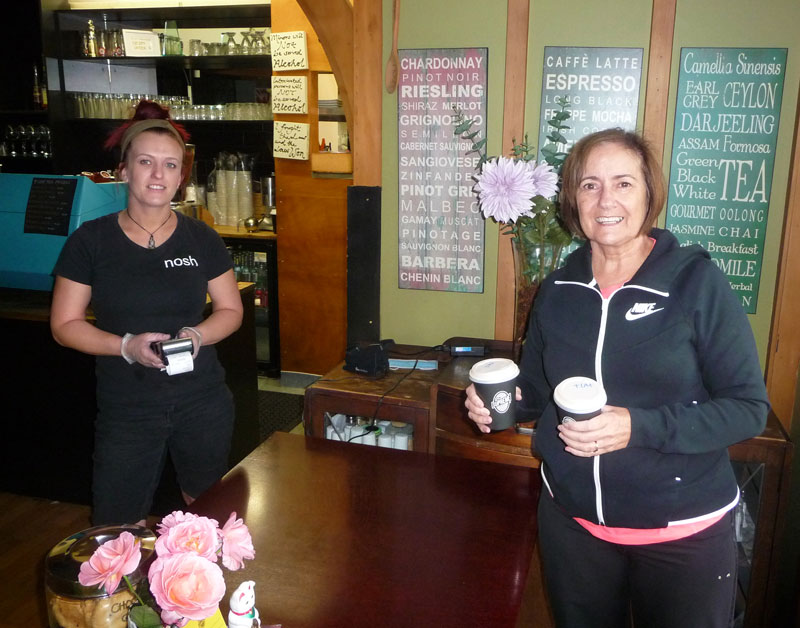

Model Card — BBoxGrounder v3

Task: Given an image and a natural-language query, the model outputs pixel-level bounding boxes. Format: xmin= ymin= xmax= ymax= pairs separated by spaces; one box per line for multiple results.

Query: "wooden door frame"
xmin=766 ymin=80 xmax=800 ymax=430
xmin=296 ymin=0 xmax=382 ymax=187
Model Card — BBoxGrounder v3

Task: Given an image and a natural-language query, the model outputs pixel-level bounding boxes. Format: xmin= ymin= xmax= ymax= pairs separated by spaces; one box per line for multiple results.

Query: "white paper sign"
xmin=121 ymin=29 xmax=160 ymax=57
xmin=274 ymin=121 xmax=310 ymax=160
xmin=271 ymin=76 xmax=308 ymax=114
xmin=270 ymin=31 xmax=308 ymax=71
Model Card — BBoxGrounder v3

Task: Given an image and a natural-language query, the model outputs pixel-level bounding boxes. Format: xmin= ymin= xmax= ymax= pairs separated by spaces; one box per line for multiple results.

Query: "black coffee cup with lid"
xmin=469 ymin=358 xmax=520 ymax=431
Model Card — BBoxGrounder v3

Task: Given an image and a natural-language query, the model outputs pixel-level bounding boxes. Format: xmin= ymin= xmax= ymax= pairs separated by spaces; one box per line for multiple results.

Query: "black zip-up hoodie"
xmin=519 ymin=228 xmax=769 ymax=529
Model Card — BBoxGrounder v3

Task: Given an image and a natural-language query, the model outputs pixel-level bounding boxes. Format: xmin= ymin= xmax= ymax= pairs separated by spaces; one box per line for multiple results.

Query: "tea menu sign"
xmin=665 ymin=48 xmax=787 ymax=313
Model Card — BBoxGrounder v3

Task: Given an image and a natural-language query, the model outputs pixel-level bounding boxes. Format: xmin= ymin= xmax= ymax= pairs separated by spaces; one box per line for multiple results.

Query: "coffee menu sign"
xmin=665 ymin=48 xmax=787 ymax=313
xmin=537 ymin=46 xmax=643 ymax=154
xmin=396 ymin=48 xmax=488 ymax=292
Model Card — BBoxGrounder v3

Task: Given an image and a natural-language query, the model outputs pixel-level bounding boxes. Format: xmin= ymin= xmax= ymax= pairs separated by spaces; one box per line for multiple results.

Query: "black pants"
xmin=93 ymin=383 xmax=234 ymax=525
xmin=537 ymin=492 xmax=737 ymax=628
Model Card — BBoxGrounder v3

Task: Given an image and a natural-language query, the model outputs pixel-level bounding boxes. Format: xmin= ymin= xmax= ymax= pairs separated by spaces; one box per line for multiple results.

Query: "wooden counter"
xmin=190 ymin=432 xmax=542 ymax=627
xmin=213 ymin=224 xmax=277 ymax=241
xmin=0 ymin=283 xmax=259 ymax=512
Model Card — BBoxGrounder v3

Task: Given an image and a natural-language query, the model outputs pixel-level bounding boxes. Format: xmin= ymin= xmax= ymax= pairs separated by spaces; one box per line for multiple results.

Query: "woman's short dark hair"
xmin=558 ymin=128 xmax=666 ymax=239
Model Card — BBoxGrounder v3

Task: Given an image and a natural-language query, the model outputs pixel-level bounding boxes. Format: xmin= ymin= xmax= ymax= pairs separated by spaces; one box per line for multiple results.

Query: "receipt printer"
xmin=151 ymin=337 xmax=194 ymax=375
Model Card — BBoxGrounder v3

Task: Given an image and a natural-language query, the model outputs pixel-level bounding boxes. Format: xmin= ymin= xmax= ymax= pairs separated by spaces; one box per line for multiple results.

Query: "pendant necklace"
xmin=126 ymin=209 xmax=172 ymax=249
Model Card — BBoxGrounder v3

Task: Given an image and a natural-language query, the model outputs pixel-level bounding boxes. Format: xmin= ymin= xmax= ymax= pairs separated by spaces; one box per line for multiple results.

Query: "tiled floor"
xmin=257 ymin=371 xmax=320 ymax=436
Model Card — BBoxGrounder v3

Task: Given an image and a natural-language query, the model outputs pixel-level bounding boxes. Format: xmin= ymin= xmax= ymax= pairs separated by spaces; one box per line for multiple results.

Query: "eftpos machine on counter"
xmin=0 ymin=173 xmax=127 ymax=290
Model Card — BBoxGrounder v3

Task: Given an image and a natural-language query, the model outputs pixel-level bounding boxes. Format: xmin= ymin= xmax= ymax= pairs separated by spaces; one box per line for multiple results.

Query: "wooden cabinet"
xmin=431 ymin=356 xmax=793 ymax=628
xmin=303 ymin=344 xmax=450 ymax=453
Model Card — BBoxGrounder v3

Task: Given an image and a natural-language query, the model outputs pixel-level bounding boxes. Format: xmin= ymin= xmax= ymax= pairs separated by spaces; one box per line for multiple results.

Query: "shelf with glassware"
xmin=48 ymin=6 xmax=274 ymax=158
xmin=0 ymin=111 xmax=54 ymax=174
xmin=52 ymin=6 xmax=271 ymax=66
xmin=47 ymin=10 xmax=276 ymax=193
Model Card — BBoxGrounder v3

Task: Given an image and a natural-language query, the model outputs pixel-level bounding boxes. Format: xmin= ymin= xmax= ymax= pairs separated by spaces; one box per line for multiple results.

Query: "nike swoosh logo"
xmin=625 ymin=307 xmax=664 ymax=321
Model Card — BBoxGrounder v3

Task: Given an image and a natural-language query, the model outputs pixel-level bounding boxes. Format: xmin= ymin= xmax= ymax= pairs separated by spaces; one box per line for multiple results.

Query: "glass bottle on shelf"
xmin=32 ymin=65 xmax=42 ymax=110
xmin=110 ymin=30 xmax=125 ymax=57
xmin=41 ymin=64 xmax=48 ymax=110
xmin=86 ymin=20 xmax=98 ymax=58
xmin=97 ymin=28 xmax=108 ymax=57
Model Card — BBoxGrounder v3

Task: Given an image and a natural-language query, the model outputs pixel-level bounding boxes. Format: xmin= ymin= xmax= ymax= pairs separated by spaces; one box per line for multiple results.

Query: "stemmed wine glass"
xmin=222 ymin=32 xmax=237 ymax=55
xmin=239 ymin=31 xmax=252 ymax=55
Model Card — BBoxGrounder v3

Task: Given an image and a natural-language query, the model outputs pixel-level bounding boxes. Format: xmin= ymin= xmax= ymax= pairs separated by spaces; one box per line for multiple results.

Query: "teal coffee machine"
xmin=0 ymin=174 xmax=127 ymax=290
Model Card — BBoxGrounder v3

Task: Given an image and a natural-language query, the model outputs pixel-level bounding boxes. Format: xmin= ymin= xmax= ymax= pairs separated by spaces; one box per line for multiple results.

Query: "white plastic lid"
xmin=553 ymin=377 xmax=607 ymax=414
xmin=468 ymin=358 xmax=520 ymax=385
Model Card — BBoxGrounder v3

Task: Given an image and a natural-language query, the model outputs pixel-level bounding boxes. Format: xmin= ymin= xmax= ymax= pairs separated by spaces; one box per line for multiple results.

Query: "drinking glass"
xmin=222 ymin=32 xmax=237 ymax=55
xmin=251 ymin=30 xmax=267 ymax=55
xmin=189 ymin=39 xmax=203 ymax=56
xmin=239 ymin=31 xmax=252 ymax=55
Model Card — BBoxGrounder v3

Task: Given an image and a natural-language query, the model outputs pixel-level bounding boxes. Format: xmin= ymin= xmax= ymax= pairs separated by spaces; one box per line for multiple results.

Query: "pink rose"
xmin=219 ymin=512 xmax=255 ymax=571
xmin=155 ymin=515 xmax=220 ymax=562
xmin=148 ymin=553 xmax=226 ymax=622
xmin=78 ymin=531 xmax=141 ymax=596
xmin=156 ymin=510 xmax=200 ymax=536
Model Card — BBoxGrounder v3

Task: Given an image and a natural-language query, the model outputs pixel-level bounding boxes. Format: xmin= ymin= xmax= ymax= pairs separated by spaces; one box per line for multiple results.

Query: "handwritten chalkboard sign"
xmin=665 ymin=47 xmax=787 ymax=314
xmin=274 ymin=121 xmax=310 ymax=160
xmin=23 ymin=177 xmax=78 ymax=236
xmin=270 ymin=31 xmax=308 ymax=71
xmin=272 ymin=76 xmax=308 ymax=114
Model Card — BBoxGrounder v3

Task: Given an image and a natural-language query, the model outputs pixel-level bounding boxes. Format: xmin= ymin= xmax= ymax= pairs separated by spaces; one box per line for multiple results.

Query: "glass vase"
xmin=510 ymin=238 xmax=557 ymax=361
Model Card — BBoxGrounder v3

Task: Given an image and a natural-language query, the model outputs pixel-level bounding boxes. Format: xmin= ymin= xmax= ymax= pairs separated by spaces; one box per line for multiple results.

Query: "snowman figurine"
xmin=228 ymin=580 xmax=261 ymax=628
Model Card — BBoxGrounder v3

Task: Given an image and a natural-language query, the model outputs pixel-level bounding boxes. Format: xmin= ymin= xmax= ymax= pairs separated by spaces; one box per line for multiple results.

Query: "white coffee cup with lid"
xmin=469 ymin=358 xmax=520 ymax=431
xmin=553 ymin=376 xmax=607 ymax=424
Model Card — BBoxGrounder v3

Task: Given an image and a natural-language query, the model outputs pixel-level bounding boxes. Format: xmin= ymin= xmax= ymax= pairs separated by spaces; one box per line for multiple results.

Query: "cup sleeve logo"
xmin=491 ymin=390 xmax=512 ymax=414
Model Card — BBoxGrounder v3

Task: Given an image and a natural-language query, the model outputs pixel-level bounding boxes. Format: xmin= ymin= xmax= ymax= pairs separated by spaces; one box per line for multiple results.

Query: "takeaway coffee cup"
xmin=469 ymin=358 xmax=520 ymax=431
xmin=553 ymin=376 xmax=607 ymax=424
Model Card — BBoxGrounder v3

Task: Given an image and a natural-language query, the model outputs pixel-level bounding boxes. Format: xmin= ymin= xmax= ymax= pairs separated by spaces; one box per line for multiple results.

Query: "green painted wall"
xmin=381 ymin=0 xmax=507 ymax=346
xmin=381 ymin=0 xmax=800 ymax=366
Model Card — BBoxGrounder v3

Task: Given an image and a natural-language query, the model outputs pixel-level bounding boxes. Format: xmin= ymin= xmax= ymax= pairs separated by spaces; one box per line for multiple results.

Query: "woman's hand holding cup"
xmin=465 ymin=383 xmax=523 ymax=433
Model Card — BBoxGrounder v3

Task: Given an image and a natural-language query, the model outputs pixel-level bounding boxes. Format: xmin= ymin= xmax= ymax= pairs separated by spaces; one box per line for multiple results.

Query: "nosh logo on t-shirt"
xmin=164 ymin=255 xmax=199 ymax=268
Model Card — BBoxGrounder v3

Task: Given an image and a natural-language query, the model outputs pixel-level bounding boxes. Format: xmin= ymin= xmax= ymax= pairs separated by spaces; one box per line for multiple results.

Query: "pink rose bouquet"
xmin=78 ymin=511 xmax=255 ymax=628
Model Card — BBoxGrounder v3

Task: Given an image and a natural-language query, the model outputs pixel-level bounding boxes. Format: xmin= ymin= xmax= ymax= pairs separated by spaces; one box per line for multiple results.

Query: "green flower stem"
xmin=123 ymin=574 xmax=147 ymax=608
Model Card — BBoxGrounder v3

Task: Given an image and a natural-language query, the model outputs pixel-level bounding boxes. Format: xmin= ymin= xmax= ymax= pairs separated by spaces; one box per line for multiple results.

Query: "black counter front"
xmin=0 ymin=284 xmax=259 ymax=514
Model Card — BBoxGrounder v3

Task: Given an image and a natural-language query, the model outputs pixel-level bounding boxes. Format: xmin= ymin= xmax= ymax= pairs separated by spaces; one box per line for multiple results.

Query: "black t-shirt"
xmin=54 ymin=211 xmax=233 ymax=403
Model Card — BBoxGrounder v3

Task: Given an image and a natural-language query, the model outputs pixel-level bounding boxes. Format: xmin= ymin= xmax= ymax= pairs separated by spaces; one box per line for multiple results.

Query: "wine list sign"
xmin=665 ymin=48 xmax=787 ymax=313
xmin=396 ymin=48 xmax=488 ymax=292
